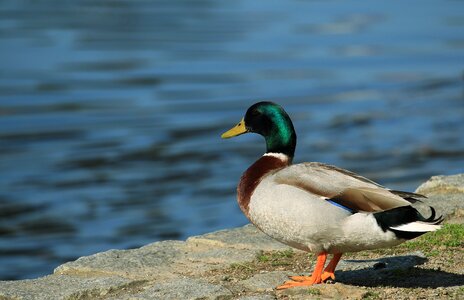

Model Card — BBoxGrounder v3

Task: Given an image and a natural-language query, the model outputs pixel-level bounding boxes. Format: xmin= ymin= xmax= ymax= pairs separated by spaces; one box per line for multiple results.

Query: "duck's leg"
xmin=290 ymin=253 xmax=342 ymax=283
xmin=321 ymin=253 xmax=342 ymax=282
xmin=276 ymin=252 xmax=327 ymax=290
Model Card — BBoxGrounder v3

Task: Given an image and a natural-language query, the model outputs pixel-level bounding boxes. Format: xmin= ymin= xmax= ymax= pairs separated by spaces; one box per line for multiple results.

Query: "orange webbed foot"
xmin=276 ymin=275 xmax=322 ymax=290
xmin=288 ymin=275 xmax=311 ymax=282
xmin=276 ymin=252 xmax=327 ymax=290
xmin=320 ymin=270 xmax=335 ymax=282
xmin=320 ymin=253 xmax=342 ymax=283
xmin=276 ymin=253 xmax=343 ymax=290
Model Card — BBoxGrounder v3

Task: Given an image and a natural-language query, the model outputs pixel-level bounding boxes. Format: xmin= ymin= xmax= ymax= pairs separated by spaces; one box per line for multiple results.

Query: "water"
xmin=0 ymin=0 xmax=463 ymax=280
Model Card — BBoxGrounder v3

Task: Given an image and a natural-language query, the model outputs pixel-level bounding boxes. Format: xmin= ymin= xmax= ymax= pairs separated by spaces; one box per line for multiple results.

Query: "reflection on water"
xmin=1 ymin=0 xmax=463 ymax=280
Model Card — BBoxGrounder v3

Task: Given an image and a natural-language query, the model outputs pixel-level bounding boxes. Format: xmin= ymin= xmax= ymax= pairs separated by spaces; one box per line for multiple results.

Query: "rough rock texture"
xmin=0 ymin=275 xmax=137 ymax=300
xmin=416 ymin=173 xmax=464 ymax=223
xmin=1 ymin=174 xmax=463 ymax=300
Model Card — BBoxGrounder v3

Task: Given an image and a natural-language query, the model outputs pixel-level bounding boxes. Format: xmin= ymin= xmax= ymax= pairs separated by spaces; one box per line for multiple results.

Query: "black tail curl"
xmin=373 ymin=205 xmax=443 ymax=240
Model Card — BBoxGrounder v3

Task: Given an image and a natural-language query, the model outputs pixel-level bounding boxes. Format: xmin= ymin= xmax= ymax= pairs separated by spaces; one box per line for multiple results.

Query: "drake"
xmin=221 ymin=101 xmax=442 ymax=290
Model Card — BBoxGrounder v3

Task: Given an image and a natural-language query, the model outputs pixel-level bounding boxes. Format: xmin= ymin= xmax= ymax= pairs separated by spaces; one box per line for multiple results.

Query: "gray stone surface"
xmin=55 ymin=240 xmax=189 ymax=280
xmin=334 ymin=252 xmax=427 ymax=283
xmin=118 ymin=277 xmax=233 ymax=300
xmin=236 ymin=295 xmax=276 ymax=300
xmin=276 ymin=282 xmax=368 ymax=300
xmin=416 ymin=174 xmax=464 ymax=221
xmin=187 ymin=224 xmax=291 ymax=251
xmin=335 ymin=251 xmax=426 ymax=272
xmin=1 ymin=174 xmax=462 ymax=299
xmin=239 ymin=271 xmax=290 ymax=292
xmin=55 ymin=237 xmax=261 ymax=281
xmin=416 ymin=174 xmax=464 ymax=195
xmin=0 ymin=274 xmax=136 ymax=300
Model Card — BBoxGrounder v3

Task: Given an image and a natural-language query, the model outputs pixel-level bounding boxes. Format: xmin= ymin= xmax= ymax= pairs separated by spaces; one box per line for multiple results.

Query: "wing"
xmin=273 ymin=162 xmax=424 ymax=213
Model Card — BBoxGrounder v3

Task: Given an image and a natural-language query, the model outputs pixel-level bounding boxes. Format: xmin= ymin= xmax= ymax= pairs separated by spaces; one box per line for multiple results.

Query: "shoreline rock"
xmin=1 ymin=174 xmax=463 ymax=300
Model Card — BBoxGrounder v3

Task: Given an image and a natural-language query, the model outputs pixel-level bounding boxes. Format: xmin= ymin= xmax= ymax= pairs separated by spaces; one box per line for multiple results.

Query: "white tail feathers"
xmin=390 ymin=222 xmax=442 ymax=232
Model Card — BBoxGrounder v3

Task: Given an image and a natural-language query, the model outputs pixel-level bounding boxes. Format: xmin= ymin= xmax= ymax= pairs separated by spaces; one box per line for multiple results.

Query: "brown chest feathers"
xmin=237 ymin=154 xmax=290 ymax=218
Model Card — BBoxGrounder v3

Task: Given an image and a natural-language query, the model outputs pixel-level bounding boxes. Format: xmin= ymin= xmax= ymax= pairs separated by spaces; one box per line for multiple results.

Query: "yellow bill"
xmin=221 ymin=118 xmax=247 ymax=139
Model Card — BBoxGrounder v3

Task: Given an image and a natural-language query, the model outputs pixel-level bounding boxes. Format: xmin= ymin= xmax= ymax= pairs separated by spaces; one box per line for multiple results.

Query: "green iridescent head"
xmin=221 ymin=101 xmax=297 ymax=157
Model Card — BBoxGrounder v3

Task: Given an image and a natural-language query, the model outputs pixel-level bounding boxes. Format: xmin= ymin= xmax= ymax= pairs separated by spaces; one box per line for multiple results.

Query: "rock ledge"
xmin=1 ymin=174 xmax=463 ymax=300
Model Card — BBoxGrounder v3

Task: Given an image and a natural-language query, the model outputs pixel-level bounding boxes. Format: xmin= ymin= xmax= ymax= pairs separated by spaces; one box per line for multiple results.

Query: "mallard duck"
xmin=221 ymin=101 xmax=442 ymax=290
